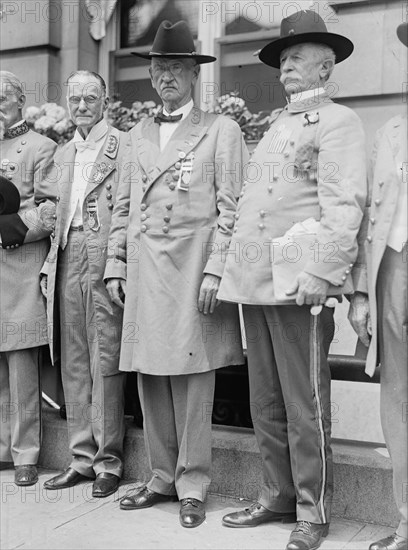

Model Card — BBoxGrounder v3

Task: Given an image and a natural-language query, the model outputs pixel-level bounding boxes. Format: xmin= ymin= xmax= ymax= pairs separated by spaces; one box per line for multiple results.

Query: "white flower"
xmin=24 ymin=106 xmax=41 ymax=124
xmin=41 ymin=103 xmax=67 ymax=122
xmin=53 ymin=119 xmax=70 ymax=135
xmin=34 ymin=115 xmax=56 ymax=132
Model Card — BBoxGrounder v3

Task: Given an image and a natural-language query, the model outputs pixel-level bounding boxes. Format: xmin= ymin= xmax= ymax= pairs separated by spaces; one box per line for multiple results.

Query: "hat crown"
xmin=150 ymin=20 xmax=195 ymax=55
xmin=281 ymin=10 xmax=328 ymax=39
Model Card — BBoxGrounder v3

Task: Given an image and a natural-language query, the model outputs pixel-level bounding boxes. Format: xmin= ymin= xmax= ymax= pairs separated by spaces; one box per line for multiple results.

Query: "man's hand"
xmin=286 ymin=271 xmax=330 ymax=306
xmin=106 ymin=278 xmax=127 ymax=309
xmin=198 ymin=274 xmax=221 ymax=315
xmin=40 ymin=275 xmax=48 ymax=298
xmin=348 ymin=291 xmax=371 ymax=347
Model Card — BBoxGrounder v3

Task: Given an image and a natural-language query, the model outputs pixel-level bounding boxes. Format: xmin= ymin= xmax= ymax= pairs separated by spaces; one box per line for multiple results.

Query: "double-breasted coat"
xmin=218 ymin=94 xmax=367 ymax=304
xmin=43 ymin=126 xmax=129 ymax=376
xmin=0 ymin=128 xmax=57 ymax=351
xmin=353 ymin=114 xmax=407 ymax=376
xmin=104 ymin=107 xmax=248 ymax=375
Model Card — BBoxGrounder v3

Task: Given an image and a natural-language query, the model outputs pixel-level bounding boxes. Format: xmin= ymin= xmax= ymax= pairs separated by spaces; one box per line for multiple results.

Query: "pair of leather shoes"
xmin=222 ymin=502 xmax=296 ymax=528
xmin=0 ymin=461 xmax=14 ymax=471
xmin=369 ymin=533 xmax=408 ymax=550
xmin=44 ymin=467 xmax=89 ymax=490
xmin=120 ymin=486 xmax=177 ymax=510
xmin=286 ymin=521 xmax=329 ymax=550
xmin=14 ymin=465 xmax=38 ymax=486
xmin=180 ymin=498 xmax=206 ymax=528
xmin=92 ymin=473 xmax=120 ymax=498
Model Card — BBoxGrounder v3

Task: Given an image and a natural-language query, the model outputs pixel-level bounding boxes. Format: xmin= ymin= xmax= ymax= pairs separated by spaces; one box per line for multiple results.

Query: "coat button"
xmin=141 ymin=224 xmax=147 ymax=233
xmin=175 ymin=162 xmax=182 ymax=170
xmin=233 ymin=227 xmax=238 ymax=233
xmin=349 ymin=263 xmax=353 ymax=268
xmin=163 ymin=215 xmax=170 ymax=223
xmin=234 ymin=213 xmax=240 ymax=220
xmin=140 ymin=203 xmax=147 ymax=211
xmin=366 ymin=236 xmax=372 ymax=243
xmin=290 ymin=139 xmax=295 ymax=146
xmin=107 ymin=203 xmax=114 ymax=210
xmin=240 ymin=191 xmax=244 ymax=197
xmin=21 ymin=140 xmax=27 ymax=145
xmin=141 ymin=214 xmax=147 ymax=221
xmin=268 ymin=186 xmax=273 ymax=193
xmin=172 ymin=172 xmax=179 ymax=181
xmin=106 ymin=184 xmax=112 ymax=190
xmin=162 ymin=225 xmax=169 ymax=234
xmin=259 ymin=210 xmax=266 ymax=217
xmin=178 ymin=151 xmax=186 ymax=159
xmin=258 ymin=223 xmax=265 ymax=230
xmin=106 ymin=193 xmax=112 ymax=200
xmin=142 ymin=174 xmax=148 ymax=182
xmin=341 ymin=275 xmax=347 ymax=281
xmin=370 ymin=217 xmax=376 ymax=225
xmin=378 ymin=181 xmax=384 ymax=187
xmin=142 ymin=186 xmax=146 ymax=192
xmin=374 ymin=199 xmax=381 ymax=206
xmin=166 ymin=203 xmax=173 ymax=210
xmin=17 ymin=148 xmax=22 ymax=153
xmin=169 ymin=183 xmax=176 ymax=190
xmin=345 ymin=269 xmax=350 ymax=275
xmin=273 ymin=175 xmax=278 ymax=181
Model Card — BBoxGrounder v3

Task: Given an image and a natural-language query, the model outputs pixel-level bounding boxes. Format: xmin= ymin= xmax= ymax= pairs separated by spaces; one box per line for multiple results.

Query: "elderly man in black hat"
xmin=105 ymin=20 xmax=247 ymax=527
xmin=0 ymin=70 xmax=57 ymax=486
xmin=349 ymin=22 xmax=407 ymax=550
xmin=218 ymin=10 xmax=367 ymax=550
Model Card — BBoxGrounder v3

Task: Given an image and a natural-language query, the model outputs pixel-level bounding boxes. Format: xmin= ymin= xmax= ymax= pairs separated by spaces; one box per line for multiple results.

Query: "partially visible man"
xmin=105 ymin=21 xmax=247 ymax=528
xmin=42 ymin=71 xmax=128 ymax=498
xmin=349 ymin=22 xmax=407 ymax=550
xmin=218 ymin=11 xmax=366 ymax=550
xmin=0 ymin=71 xmax=57 ymax=485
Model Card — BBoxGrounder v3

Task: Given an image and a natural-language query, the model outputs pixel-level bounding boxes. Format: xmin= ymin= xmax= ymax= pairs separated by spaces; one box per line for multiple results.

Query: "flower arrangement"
xmin=25 ymin=103 xmax=75 ymax=144
xmin=27 ymin=93 xmax=273 ymax=145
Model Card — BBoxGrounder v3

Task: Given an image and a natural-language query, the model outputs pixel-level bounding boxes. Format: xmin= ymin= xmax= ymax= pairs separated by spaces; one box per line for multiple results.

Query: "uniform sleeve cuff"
xmin=0 ymin=214 xmax=28 ymax=248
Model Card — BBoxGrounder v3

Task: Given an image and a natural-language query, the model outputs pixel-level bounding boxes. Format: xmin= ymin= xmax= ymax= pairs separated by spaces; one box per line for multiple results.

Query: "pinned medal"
xmin=86 ymin=193 xmax=101 ymax=231
xmin=267 ymin=125 xmax=293 ymax=154
xmin=105 ymin=134 xmax=119 ymax=159
xmin=177 ymin=152 xmax=194 ymax=191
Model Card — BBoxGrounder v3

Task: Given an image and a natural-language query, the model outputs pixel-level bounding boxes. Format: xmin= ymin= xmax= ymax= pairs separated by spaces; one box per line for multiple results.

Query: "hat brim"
xmin=131 ymin=52 xmax=216 ymax=64
xmin=397 ymin=23 xmax=408 ymax=47
xmin=0 ymin=176 xmax=21 ymax=215
xmin=259 ymin=32 xmax=354 ymax=68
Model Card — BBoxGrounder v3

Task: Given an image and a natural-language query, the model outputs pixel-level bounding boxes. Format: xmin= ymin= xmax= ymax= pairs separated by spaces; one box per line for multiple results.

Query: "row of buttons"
xmin=366 ymin=187 xmax=383 ymax=243
xmin=140 ymin=202 xmax=174 ymax=234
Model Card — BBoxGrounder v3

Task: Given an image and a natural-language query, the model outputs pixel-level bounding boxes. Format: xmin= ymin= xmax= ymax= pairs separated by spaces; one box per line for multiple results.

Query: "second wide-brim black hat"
xmin=0 ymin=174 xmax=21 ymax=215
xmin=259 ymin=9 xmax=354 ymax=68
xmin=397 ymin=22 xmax=408 ymax=47
xmin=132 ymin=20 xmax=216 ymax=64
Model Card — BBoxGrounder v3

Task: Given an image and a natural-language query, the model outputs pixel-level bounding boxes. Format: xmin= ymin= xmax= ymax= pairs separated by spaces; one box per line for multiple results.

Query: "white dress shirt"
xmin=67 ymin=119 xmax=108 ymax=228
xmin=159 ymin=99 xmax=194 ymax=151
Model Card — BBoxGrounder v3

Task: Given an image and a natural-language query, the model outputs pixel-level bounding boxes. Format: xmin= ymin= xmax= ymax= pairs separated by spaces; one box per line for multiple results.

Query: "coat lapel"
xmin=141 ymin=107 xmax=211 ymax=195
xmin=56 ymin=141 xmax=76 ymax=241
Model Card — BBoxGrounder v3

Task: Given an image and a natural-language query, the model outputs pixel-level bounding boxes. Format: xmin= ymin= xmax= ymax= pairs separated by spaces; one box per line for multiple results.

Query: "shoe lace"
xmin=294 ymin=521 xmax=313 ymax=535
xmin=182 ymin=498 xmax=199 ymax=507
xmin=246 ymin=502 xmax=263 ymax=513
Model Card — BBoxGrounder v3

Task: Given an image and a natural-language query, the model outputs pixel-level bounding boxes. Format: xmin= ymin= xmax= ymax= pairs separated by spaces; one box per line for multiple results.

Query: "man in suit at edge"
xmin=104 ymin=21 xmax=247 ymax=528
xmin=0 ymin=70 xmax=57 ymax=486
xmin=349 ymin=22 xmax=407 ymax=550
xmin=41 ymin=71 xmax=128 ymax=498
xmin=218 ymin=10 xmax=367 ymax=550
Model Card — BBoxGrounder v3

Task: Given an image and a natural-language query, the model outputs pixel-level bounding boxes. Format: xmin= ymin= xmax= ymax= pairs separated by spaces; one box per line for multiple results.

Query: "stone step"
xmin=39 ymin=408 xmax=398 ymax=528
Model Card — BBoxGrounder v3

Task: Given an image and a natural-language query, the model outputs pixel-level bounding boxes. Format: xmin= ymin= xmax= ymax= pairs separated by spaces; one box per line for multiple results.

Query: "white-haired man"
xmin=0 ymin=71 xmax=57 ymax=485
xmin=219 ymin=11 xmax=367 ymax=550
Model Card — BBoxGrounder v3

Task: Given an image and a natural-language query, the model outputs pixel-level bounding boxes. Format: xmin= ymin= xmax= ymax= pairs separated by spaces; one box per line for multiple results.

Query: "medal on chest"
xmin=177 ymin=152 xmax=195 ymax=192
xmin=267 ymin=125 xmax=293 ymax=154
xmin=86 ymin=193 xmax=101 ymax=231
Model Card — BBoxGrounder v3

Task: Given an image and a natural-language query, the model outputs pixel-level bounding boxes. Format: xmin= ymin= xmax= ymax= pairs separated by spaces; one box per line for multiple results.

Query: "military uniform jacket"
xmin=353 ymin=114 xmax=407 ymax=376
xmin=43 ymin=126 xmax=129 ymax=376
xmin=104 ymin=107 xmax=248 ymax=376
xmin=218 ymin=93 xmax=367 ymax=305
xmin=0 ymin=128 xmax=57 ymax=351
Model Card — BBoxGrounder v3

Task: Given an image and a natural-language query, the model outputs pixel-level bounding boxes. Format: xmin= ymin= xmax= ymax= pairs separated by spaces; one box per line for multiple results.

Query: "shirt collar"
xmin=288 ymin=87 xmax=326 ymax=104
xmin=73 ymin=118 xmax=108 ymax=143
xmin=163 ymin=99 xmax=194 ymax=120
xmin=9 ymin=119 xmax=26 ymax=129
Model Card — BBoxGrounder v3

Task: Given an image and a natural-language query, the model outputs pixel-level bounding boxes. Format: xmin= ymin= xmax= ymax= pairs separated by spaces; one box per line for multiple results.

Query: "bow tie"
xmin=75 ymin=140 xmax=96 ymax=152
xmin=154 ymin=112 xmax=183 ymax=125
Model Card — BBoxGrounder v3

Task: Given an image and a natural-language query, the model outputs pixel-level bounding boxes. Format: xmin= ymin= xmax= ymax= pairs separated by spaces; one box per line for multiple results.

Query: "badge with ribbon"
xmin=177 ymin=152 xmax=195 ymax=191
xmin=267 ymin=124 xmax=293 ymax=154
xmin=86 ymin=193 xmax=101 ymax=231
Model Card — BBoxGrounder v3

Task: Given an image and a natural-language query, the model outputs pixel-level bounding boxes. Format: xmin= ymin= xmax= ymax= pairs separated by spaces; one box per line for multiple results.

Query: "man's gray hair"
xmin=0 ymin=71 xmax=24 ymax=96
xmin=311 ymin=44 xmax=336 ymax=81
xmin=66 ymin=70 xmax=107 ymax=95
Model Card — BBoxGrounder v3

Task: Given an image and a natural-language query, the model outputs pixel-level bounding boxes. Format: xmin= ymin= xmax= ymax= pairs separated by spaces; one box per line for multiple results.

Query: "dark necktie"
xmin=154 ymin=112 xmax=183 ymax=125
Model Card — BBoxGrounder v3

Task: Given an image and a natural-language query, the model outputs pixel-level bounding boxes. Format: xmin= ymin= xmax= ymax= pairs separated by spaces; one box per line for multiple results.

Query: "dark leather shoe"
xmin=120 ymin=486 xmax=177 ymax=510
xmin=369 ymin=533 xmax=408 ymax=550
xmin=286 ymin=521 xmax=329 ymax=550
xmin=180 ymin=498 xmax=206 ymax=528
xmin=0 ymin=461 xmax=14 ymax=471
xmin=222 ymin=502 xmax=296 ymax=528
xmin=14 ymin=465 xmax=38 ymax=486
xmin=44 ymin=468 xmax=89 ymax=490
xmin=92 ymin=473 xmax=120 ymax=498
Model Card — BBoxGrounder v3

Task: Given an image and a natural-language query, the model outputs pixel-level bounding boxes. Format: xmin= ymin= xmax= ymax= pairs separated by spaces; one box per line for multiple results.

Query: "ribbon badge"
xmin=86 ymin=192 xmax=101 ymax=231
xmin=177 ymin=152 xmax=195 ymax=192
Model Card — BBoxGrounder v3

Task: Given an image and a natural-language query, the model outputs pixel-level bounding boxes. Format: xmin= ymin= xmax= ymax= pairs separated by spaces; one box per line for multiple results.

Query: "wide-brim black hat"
xmin=0 ymin=174 xmax=20 ymax=215
xmin=132 ymin=20 xmax=216 ymax=64
xmin=259 ymin=10 xmax=354 ymax=68
xmin=397 ymin=22 xmax=408 ymax=47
